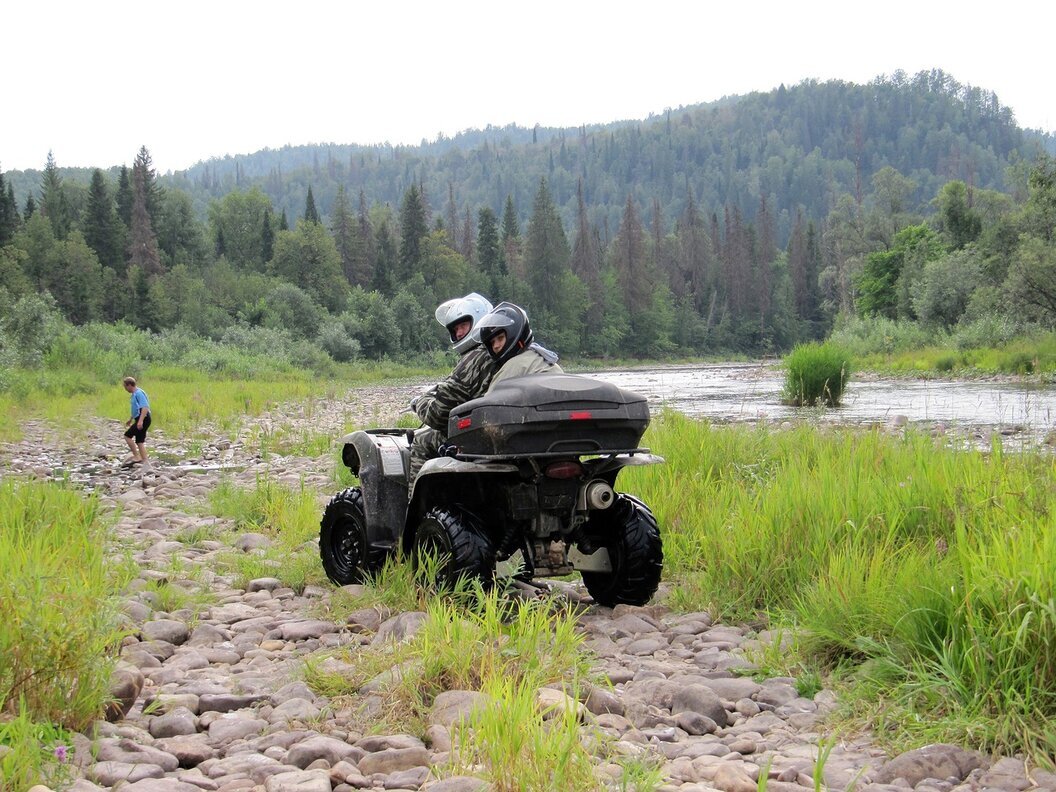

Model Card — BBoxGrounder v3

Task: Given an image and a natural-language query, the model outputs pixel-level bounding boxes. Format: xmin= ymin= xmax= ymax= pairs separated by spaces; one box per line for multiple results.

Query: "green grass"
xmin=782 ymin=341 xmax=852 ymax=406
xmin=305 ymin=588 xmax=598 ymax=790
xmin=0 ymin=705 xmax=75 ymax=792
xmin=0 ymin=481 xmax=131 ymax=792
xmin=206 ymin=476 xmax=329 ymax=594
xmin=622 ymin=411 xmax=1056 ymax=761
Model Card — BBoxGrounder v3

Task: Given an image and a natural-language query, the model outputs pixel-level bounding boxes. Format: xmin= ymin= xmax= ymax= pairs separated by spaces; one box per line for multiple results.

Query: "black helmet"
xmin=477 ymin=302 xmax=533 ymax=366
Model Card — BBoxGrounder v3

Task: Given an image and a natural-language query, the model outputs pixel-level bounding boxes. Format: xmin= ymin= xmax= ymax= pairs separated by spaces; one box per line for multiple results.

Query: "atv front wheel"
xmin=413 ymin=505 xmax=494 ymax=591
xmin=580 ymin=493 xmax=663 ymax=607
xmin=319 ymin=487 xmax=373 ymax=585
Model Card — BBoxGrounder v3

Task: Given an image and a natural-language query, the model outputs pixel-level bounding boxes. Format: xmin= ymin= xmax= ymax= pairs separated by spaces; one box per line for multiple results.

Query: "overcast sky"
xmin=6 ymin=1 xmax=1054 ymax=174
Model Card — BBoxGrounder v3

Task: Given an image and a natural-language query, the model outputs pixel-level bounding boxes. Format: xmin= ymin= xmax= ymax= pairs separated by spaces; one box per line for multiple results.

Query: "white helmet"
xmin=434 ymin=292 xmax=494 ymax=354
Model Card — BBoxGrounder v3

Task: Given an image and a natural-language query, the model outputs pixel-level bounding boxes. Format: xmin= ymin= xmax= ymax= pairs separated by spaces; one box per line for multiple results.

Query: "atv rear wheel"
xmin=319 ymin=487 xmax=372 ymax=585
xmin=580 ymin=493 xmax=662 ymax=607
xmin=413 ymin=505 xmax=494 ymax=591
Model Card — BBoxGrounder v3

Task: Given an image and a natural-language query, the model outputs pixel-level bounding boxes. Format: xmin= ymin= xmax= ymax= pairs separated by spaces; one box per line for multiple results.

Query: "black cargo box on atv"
xmin=447 ymin=373 xmax=650 ymax=457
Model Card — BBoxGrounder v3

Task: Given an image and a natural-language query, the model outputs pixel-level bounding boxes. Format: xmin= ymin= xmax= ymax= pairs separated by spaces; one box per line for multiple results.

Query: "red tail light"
xmin=569 ymin=411 xmax=592 ymax=420
xmin=457 ymin=418 xmax=471 ymax=430
xmin=545 ymin=461 xmax=583 ymax=479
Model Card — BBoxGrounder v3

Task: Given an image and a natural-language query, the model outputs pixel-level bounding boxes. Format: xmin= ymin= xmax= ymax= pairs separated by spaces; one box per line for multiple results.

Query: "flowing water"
xmin=589 ymin=362 xmax=1056 ymax=447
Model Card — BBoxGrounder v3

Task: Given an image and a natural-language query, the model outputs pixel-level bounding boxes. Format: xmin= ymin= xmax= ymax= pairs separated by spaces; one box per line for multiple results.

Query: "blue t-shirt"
xmin=130 ymin=387 xmax=150 ymax=419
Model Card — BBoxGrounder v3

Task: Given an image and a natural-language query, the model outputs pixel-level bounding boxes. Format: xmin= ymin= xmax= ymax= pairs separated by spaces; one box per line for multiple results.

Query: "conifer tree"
xmin=127 ymin=160 xmax=163 ymax=275
xmin=476 ymin=207 xmax=503 ymax=296
xmin=116 ymin=166 xmax=133 ymax=226
xmin=261 ymin=209 xmax=274 ymax=265
xmin=23 ymin=195 xmax=37 ymax=220
xmin=39 ymin=151 xmax=71 ymax=239
xmin=611 ymin=194 xmax=651 ymax=316
xmin=330 ymin=186 xmax=359 ymax=284
xmin=0 ymin=170 xmax=18 ymax=245
xmin=303 ymin=186 xmax=321 ymax=224
xmin=83 ymin=169 xmax=123 ymax=271
xmin=279 ymin=209 xmax=289 ymax=231
xmin=132 ymin=146 xmax=163 ymax=227
xmin=399 ymin=184 xmax=428 ymax=281
xmin=525 ymin=178 xmax=570 ymax=316
xmin=500 ymin=195 xmax=522 ymax=277
xmin=460 ymin=208 xmax=475 ymax=264
xmin=352 ymin=190 xmax=375 ymax=288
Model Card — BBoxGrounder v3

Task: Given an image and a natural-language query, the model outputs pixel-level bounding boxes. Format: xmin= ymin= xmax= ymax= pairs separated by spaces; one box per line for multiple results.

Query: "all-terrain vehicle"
xmin=319 ymin=372 xmax=664 ymax=606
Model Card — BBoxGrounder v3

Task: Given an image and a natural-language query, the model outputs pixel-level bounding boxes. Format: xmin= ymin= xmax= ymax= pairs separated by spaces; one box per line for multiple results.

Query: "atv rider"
xmin=476 ymin=301 xmax=562 ymax=388
xmin=408 ymin=292 xmax=496 ymax=483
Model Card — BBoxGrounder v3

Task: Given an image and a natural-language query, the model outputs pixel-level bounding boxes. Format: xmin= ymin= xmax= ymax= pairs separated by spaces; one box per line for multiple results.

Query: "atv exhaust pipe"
xmin=583 ymin=480 xmax=615 ymax=510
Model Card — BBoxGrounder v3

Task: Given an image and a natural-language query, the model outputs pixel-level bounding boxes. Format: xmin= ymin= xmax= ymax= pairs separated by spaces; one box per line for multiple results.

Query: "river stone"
xmin=675 ymin=711 xmax=718 ymax=736
xmin=357 ymin=746 xmax=430 ymax=775
xmin=186 ymin=623 xmax=230 ymax=646
xmin=279 ymin=620 xmax=341 ymax=641
xmin=372 ymin=611 xmax=428 ymax=645
xmin=386 ymin=766 xmax=431 ymax=789
xmin=286 ymin=735 xmax=361 ymax=769
xmin=89 ymin=761 xmax=164 ymax=786
xmin=271 ymin=681 xmax=317 ymax=706
xmin=263 ymin=769 xmax=331 ymax=792
xmin=583 ymin=684 xmax=625 ymax=716
xmin=429 ymin=690 xmax=490 ymax=729
xmin=537 ymin=687 xmax=588 ymax=721
xmin=687 ymin=676 xmax=761 ymax=701
xmin=95 ymin=738 xmax=180 ymax=771
xmin=344 ymin=607 xmax=391 ymax=632
xmin=874 ymin=744 xmax=986 ymax=785
xmin=235 ymin=532 xmax=271 ymax=551
xmin=105 ymin=663 xmax=144 ymax=722
xmin=207 ymin=714 xmax=267 ymax=743
xmin=247 ymin=577 xmax=283 ymax=592
xmin=423 ymin=776 xmax=489 ymax=792
xmin=669 ymin=684 xmax=728 ymax=727
xmin=154 ymin=735 xmax=216 ymax=768
xmin=268 ymin=697 xmax=321 ymax=724
xmin=198 ymin=693 xmax=269 ymax=713
xmin=147 ymin=705 xmax=198 ymax=737
xmin=119 ymin=779 xmax=205 ymax=792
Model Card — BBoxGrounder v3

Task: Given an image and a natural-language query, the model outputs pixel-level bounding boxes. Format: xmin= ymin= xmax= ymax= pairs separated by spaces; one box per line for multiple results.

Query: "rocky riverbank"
xmin=1 ymin=384 xmax=1051 ymax=792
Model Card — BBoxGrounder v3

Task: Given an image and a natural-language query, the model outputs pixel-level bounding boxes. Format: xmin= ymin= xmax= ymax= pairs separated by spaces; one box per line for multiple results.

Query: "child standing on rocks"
xmin=122 ymin=376 xmax=151 ymax=467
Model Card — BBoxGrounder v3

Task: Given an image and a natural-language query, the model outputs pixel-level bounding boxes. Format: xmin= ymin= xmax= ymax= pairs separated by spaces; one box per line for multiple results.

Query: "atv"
xmin=318 ymin=372 xmax=664 ymax=606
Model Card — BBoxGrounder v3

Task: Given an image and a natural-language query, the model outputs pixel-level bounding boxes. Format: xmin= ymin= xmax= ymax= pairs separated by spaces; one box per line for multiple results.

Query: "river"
xmin=589 ymin=362 xmax=1056 ymax=447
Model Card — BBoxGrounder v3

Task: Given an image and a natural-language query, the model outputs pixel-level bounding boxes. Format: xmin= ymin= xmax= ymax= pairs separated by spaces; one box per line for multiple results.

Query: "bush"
xmin=829 ymin=315 xmax=939 ymax=356
xmin=782 ymin=342 xmax=852 ymax=406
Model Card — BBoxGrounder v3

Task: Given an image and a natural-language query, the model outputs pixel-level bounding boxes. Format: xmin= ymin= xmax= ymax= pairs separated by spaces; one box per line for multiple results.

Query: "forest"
xmin=1 ymin=69 xmax=1055 ymax=367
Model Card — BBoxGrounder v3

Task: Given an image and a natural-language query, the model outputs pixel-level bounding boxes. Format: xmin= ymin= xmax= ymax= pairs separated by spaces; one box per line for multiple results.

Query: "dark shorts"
xmin=124 ymin=413 xmax=152 ymax=443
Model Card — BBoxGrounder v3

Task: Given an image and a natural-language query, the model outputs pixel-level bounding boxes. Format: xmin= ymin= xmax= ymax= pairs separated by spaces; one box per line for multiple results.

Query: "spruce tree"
xmin=477 ymin=207 xmax=503 ymax=296
xmin=40 ymin=151 xmax=71 ymax=239
xmin=398 ymin=184 xmax=428 ymax=281
xmin=279 ymin=209 xmax=289 ymax=231
xmin=303 ymin=185 xmax=321 ymax=224
xmin=84 ymin=169 xmax=124 ymax=271
xmin=0 ymin=170 xmax=16 ymax=245
xmin=261 ymin=209 xmax=274 ymax=265
xmin=128 ymin=162 xmax=163 ymax=275
xmin=23 ymin=195 xmax=37 ymax=220
xmin=524 ymin=177 xmax=570 ymax=317
xmin=132 ymin=146 xmax=163 ymax=227
xmin=330 ymin=186 xmax=358 ymax=283
xmin=116 ymin=166 xmax=133 ymax=226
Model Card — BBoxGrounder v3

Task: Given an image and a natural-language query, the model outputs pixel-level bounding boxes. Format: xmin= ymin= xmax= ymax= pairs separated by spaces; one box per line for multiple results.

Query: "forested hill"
xmin=164 ymin=69 xmax=1054 ymax=243
xmin=3 ymin=68 xmax=1056 ymax=363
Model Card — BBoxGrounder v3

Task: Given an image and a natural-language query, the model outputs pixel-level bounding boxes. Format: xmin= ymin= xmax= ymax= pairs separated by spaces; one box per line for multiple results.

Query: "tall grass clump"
xmin=624 ymin=411 xmax=1056 ymax=759
xmin=781 ymin=341 xmax=852 ymax=406
xmin=0 ymin=481 xmax=128 ymax=728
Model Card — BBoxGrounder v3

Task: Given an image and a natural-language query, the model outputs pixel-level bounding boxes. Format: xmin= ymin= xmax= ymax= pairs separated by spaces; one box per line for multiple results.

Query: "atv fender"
xmin=342 ymin=430 xmax=411 ymax=554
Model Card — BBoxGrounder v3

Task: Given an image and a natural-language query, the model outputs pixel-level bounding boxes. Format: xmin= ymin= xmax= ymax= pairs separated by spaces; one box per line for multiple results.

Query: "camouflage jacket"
xmin=412 ymin=344 xmax=496 ymax=433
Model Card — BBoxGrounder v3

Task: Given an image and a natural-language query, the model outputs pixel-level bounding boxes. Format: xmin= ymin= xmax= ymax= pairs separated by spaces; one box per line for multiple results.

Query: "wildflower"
xmin=53 ymin=744 xmax=68 ymax=763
